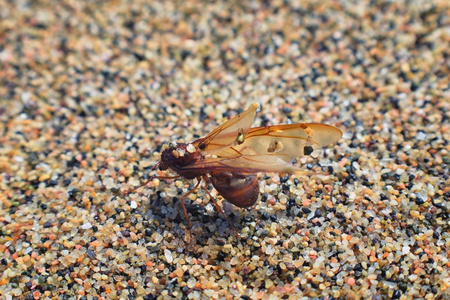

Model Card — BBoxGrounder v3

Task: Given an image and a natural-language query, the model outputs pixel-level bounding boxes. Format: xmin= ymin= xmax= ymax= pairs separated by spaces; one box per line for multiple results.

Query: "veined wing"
xmin=176 ymin=153 xmax=311 ymax=176
xmin=192 ymin=103 xmax=259 ymax=151
xmin=228 ymin=123 xmax=342 ymax=162
xmin=177 ymin=122 xmax=341 ymax=175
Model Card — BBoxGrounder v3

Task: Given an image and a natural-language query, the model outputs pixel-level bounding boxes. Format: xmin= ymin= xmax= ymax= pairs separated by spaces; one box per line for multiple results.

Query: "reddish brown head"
xmin=158 ymin=142 xmax=203 ymax=178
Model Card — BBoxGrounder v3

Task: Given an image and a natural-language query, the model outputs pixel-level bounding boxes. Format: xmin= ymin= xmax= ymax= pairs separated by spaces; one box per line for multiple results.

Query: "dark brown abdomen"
xmin=211 ymin=172 xmax=260 ymax=208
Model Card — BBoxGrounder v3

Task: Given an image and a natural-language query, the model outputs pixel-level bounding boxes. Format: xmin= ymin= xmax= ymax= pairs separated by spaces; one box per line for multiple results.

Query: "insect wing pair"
xmin=178 ymin=103 xmax=341 ymax=206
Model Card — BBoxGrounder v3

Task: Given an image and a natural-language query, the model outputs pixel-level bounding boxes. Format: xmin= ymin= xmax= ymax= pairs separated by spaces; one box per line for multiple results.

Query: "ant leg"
xmin=124 ymin=175 xmax=181 ymax=195
xmin=202 ymin=176 xmax=240 ymax=239
xmin=179 ymin=179 xmax=202 ymax=230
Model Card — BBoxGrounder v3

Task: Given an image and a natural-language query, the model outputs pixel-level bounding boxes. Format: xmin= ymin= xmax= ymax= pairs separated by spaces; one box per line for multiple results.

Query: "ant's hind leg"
xmin=202 ymin=176 xmax=240 ymax=240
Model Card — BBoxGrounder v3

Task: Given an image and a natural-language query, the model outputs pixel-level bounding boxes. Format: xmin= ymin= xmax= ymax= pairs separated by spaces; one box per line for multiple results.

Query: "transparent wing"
xmin=192 ymin=103 xmax=259 ymax=151
xmin=235 ymin=123 xmax=343 ymax=162
xmin=177 ymin=154 xmax=310 ymax=176
xmin=178 ymin=122 xmax=341 ymax=175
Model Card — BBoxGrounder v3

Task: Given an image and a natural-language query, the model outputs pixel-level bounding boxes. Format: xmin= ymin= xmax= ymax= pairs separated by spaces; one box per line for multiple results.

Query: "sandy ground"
xmin=0 ymin=0 xmax=449 ymax=299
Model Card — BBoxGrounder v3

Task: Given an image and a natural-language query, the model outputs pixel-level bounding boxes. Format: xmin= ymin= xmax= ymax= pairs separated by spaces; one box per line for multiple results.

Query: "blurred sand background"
xmin=0 ymin=0 xmax=448 ymax=299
